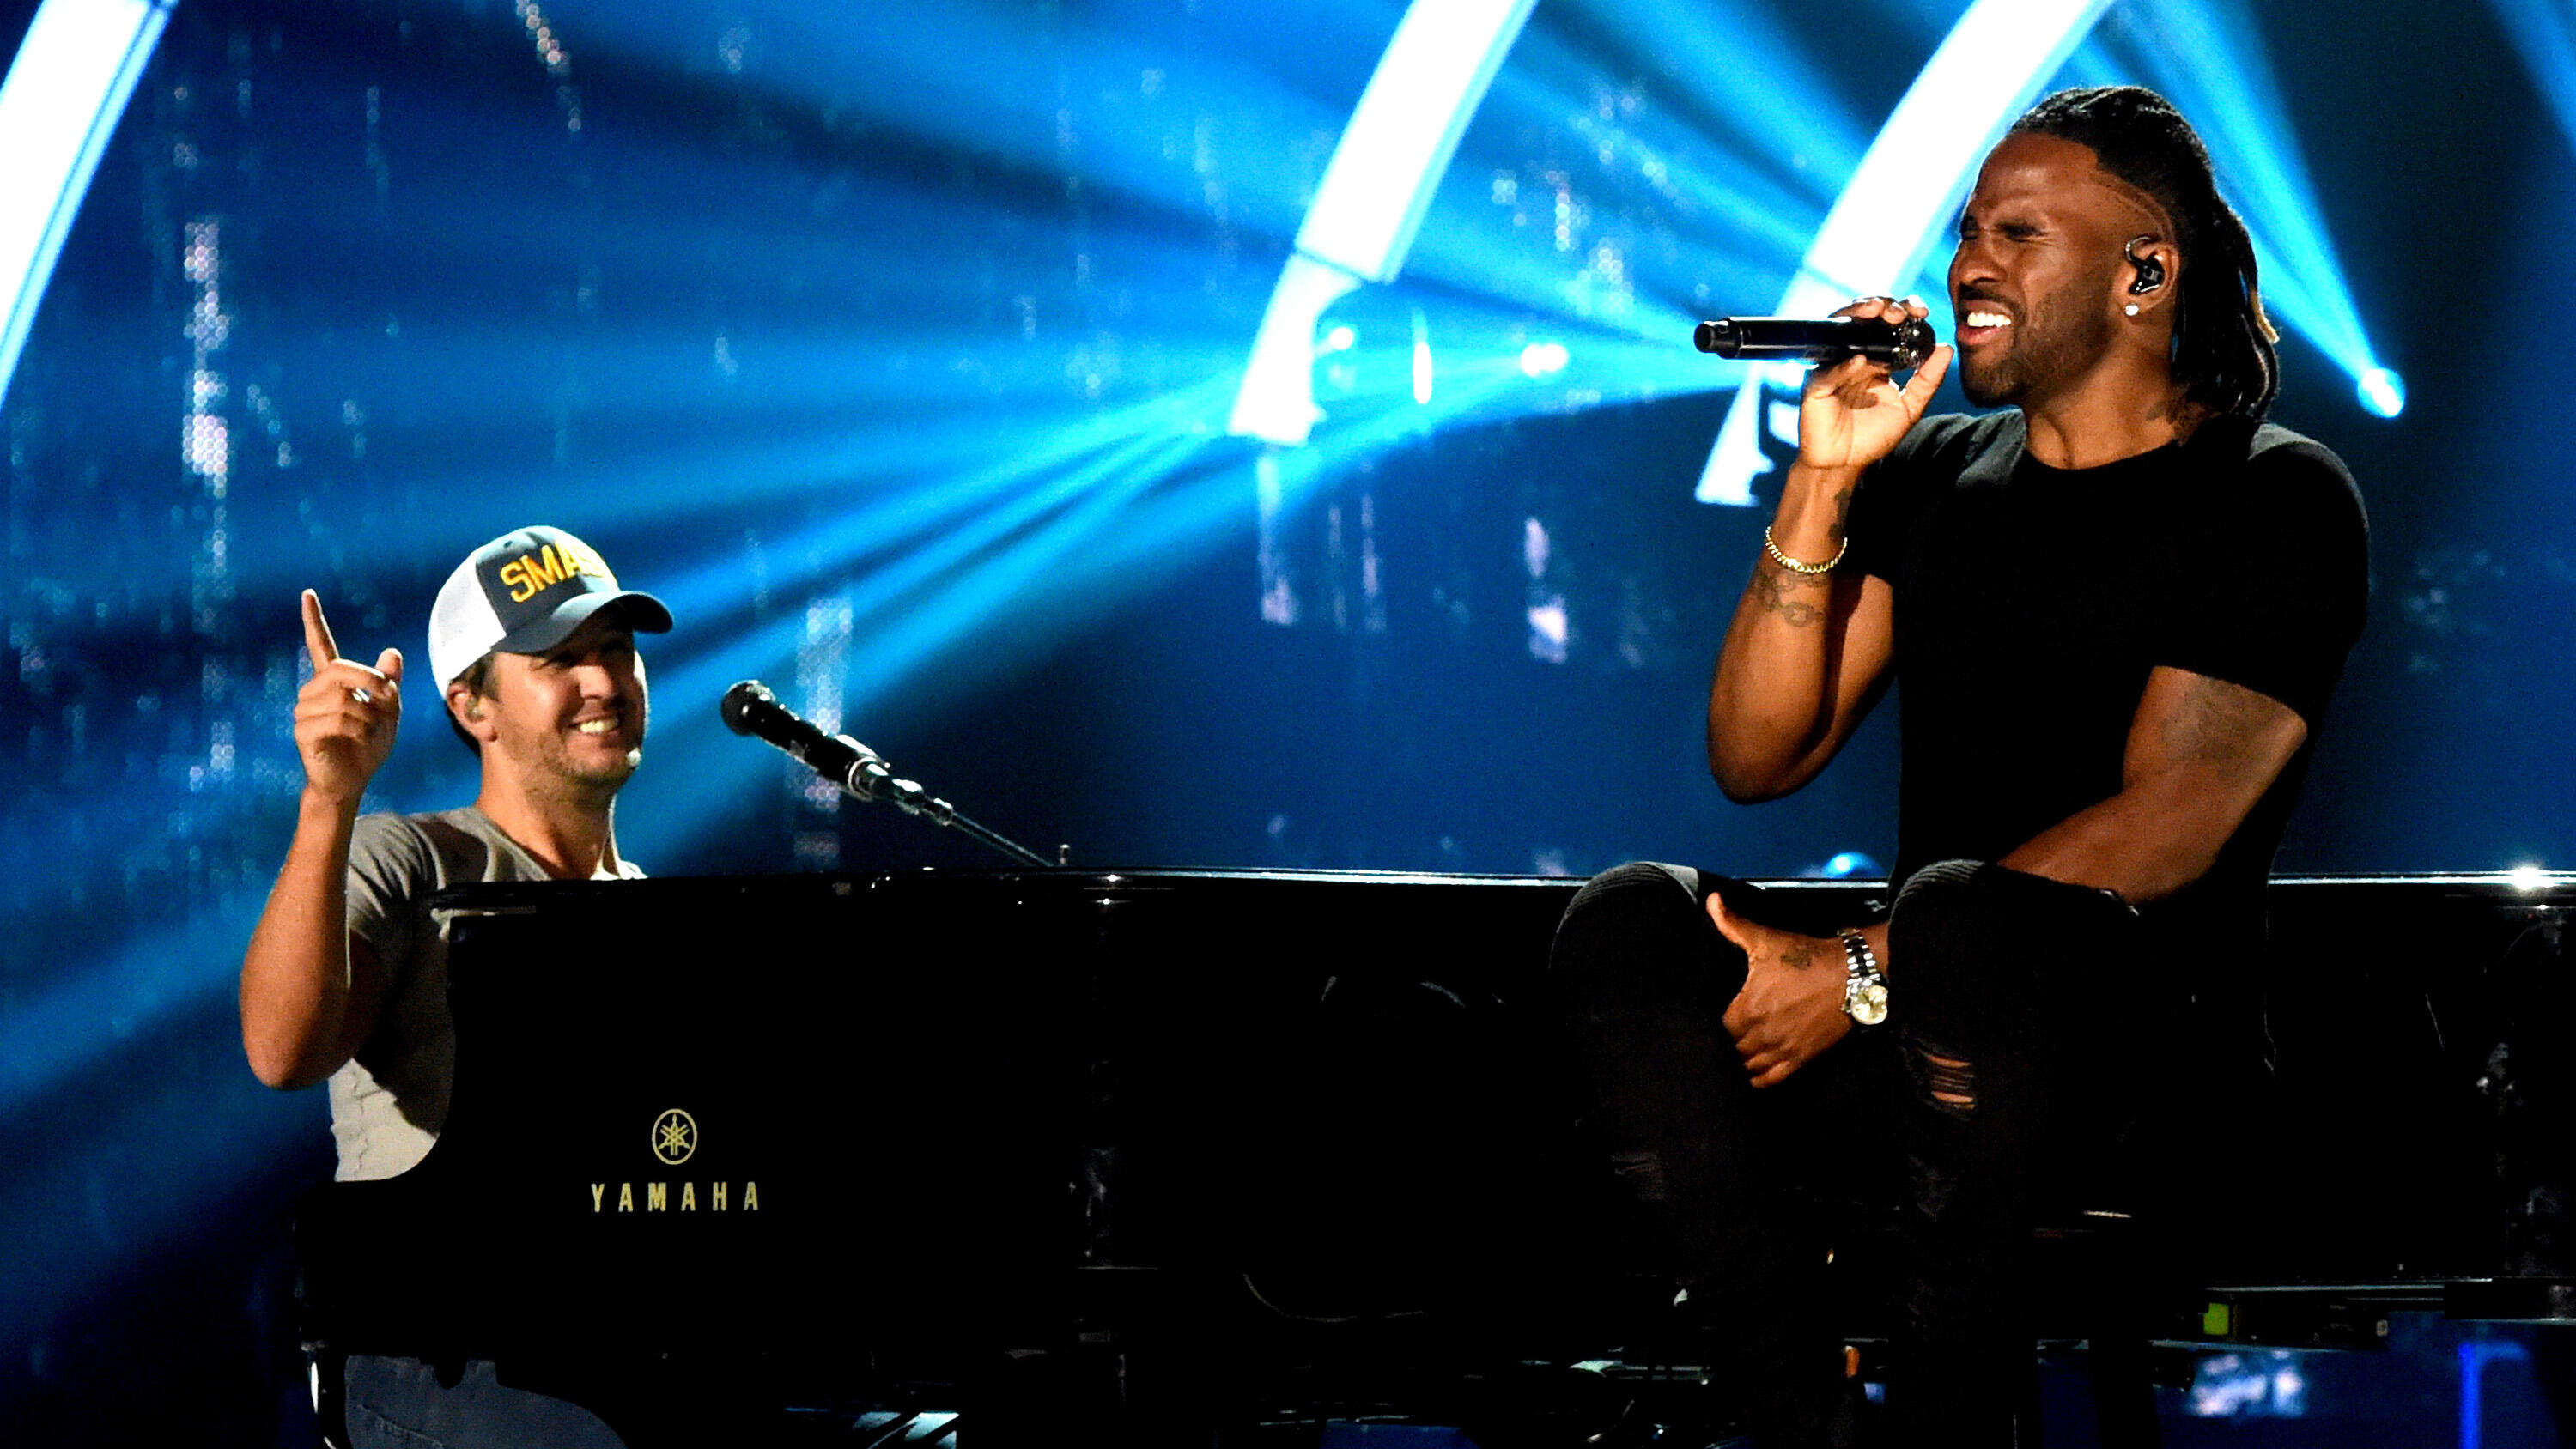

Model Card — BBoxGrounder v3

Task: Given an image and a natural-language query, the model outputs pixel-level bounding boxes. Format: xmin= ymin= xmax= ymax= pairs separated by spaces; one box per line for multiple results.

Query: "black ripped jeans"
xmin=1552 ymin=859 xmax=2171 ymax=1448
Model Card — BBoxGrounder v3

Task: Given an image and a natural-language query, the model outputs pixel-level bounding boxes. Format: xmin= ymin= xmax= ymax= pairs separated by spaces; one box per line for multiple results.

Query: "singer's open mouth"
xmin=1956 ymin=306 xmax=2014 ymax=346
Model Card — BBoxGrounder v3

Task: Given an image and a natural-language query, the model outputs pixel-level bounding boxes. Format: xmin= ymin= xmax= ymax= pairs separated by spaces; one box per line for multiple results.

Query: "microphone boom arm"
xmin=854 ymin=755 xmax=1055 ymax=868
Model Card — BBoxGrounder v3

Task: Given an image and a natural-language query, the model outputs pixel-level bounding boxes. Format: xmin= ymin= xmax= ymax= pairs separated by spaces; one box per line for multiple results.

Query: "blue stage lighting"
xmin=0 ymin=0 xmax=172 ymax=409
xmin=2184 ymin=1349 xmax=2309 ymax=1419
xmin=1412 ymin=312 xmax=1435 ymax=405
xmin=2458 ymin=1336 xmax=2533 ymax=1449
xmin=0 ymin=903 xmax=257 ymax=1117
xmin=1297 ymin=0 xmax=1542 ymax=282
xmin=2484 ymin=0 xmax=2576 ymax=159
xmin=1519 ymin=342 xmax=1569 ymax=378
xmin=1554 ymin=0 xmax=1868 ymax=189
xmin=0 ymin=1038 xmax=323 ymax=1351
xmin=1820 ymin=851 xmax=1881 ymax=879
xmin=2357 ymin=367 xmax=2405 ymax=419
xmin=1401 ymin=12 xmax=1858 ymax=320
xmin=1235 ymin=258 xmax=1366 ymax=446
xmin=1304 ymin=277 xmax=1680 ymax=434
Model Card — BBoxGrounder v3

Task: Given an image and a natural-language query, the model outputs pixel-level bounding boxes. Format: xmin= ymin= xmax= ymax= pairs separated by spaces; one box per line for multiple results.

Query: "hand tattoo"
xmin=1780 ymin=937 xmax=1823 ymax=972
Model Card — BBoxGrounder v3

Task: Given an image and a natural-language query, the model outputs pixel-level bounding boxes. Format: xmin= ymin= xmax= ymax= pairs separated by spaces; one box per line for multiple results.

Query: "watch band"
xmin=1838 ymin=928 xmax=1888 ymax=1027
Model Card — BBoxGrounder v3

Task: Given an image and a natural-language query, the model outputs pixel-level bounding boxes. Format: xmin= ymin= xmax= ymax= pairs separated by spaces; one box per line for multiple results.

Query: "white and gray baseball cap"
xmin=428 ymin=525 xmax=672 ymax=691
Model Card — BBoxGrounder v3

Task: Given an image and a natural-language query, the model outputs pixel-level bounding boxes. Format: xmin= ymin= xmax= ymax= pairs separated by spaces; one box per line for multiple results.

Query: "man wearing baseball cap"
xmin=239 ymin=525 xmax=671 ymax=1446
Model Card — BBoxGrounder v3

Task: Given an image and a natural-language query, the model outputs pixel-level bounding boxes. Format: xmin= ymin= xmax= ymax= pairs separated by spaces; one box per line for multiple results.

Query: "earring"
xmin=2123 ymin=303 xmax=2140 ymax=317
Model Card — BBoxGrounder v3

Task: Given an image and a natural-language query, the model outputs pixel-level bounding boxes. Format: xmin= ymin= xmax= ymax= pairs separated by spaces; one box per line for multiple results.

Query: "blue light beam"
xmin=0 ymin=0 xmax=173 ymax=409
xmin=2483 ymin=0 xmax=2576 ymax=162
xmin=1400 ymin=24 xmax=1847 ymax=337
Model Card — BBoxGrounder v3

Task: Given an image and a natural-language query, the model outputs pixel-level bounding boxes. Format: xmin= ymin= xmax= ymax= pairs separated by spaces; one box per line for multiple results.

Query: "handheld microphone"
xmin=1694 ymin=315 xmax=1937 ymax=368
xmin=720 ymin=681 xmax=886 ymax=803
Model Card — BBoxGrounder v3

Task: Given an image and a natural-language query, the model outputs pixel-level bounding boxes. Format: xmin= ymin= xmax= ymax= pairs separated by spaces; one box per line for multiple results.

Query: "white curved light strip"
xmin=0 ymin=0 xmax=173 ymax=410
xmin=1226 ymin=0 xmax=1538 ymax=446
xmin=1694 ymin=0 xmax=2117 ymax=504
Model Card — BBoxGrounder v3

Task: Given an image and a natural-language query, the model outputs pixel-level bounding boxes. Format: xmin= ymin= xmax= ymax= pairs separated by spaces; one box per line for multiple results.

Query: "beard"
xmin=1957 ymin=294 xmax=2118 ymax=408
xmin=507 ymin=713 xmax=644 ymax=811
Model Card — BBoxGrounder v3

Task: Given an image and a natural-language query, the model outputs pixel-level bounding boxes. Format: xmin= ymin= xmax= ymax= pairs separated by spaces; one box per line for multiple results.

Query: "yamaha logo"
xmin=652 ymin=1108 xmax=697 ymax=1167
xmin=591 ymin=1108 xmax=758 ymax=1215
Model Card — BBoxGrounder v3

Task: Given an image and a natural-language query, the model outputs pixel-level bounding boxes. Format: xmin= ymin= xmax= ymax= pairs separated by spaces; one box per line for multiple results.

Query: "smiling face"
xmin=463 ymin=612 xmax=648 ymax=808
xmin=1948 ymin=132 xmax=2160 ymax=409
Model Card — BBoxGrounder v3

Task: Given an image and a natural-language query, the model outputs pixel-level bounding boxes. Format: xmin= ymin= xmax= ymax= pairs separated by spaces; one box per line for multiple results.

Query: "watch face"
xmin=1850 ymin=980 xmax=1889 ymax=1026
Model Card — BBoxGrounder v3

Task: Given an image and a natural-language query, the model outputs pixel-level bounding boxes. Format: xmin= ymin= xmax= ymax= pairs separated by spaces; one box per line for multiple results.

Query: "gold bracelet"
xmin=1763 ymin=525 xmax=1847 ymax=575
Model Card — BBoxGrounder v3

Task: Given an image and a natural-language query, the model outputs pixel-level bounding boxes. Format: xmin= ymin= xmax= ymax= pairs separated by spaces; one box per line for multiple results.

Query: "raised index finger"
xmin=301 ymin=589 xmax=342 ymax=671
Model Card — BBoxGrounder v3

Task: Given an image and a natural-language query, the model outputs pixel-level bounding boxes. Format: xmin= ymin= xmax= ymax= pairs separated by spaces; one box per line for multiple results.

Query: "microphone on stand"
xmin=1694 ymin=315 xmax=1937 ymax=367
xmin=720 ymin=680 xmax=889 ymax=803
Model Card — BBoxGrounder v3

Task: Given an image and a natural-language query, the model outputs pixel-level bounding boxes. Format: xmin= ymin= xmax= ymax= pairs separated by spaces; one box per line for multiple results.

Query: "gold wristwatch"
xmin=1838 ymin=928 xmax=1888 ymax=1027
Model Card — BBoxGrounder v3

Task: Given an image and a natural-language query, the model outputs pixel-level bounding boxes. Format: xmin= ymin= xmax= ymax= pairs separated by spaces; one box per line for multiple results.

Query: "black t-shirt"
xmin=1844 ymin=409 xmax=2369 ymax=974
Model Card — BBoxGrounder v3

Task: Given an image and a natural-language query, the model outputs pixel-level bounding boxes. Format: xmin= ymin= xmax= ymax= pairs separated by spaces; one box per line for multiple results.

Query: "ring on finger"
xmin=350 ymin=688 xmax=373 ymax=705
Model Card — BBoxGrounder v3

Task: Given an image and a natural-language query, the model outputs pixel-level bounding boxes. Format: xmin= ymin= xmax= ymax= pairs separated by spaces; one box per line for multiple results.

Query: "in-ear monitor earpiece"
xmin=2124 ymin=235 xmax=2166 ymax=295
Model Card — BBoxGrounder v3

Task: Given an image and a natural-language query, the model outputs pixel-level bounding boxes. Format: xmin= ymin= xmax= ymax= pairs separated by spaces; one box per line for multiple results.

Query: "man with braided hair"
xmin=1554 ymin=87 xmax=2367 ymax=1446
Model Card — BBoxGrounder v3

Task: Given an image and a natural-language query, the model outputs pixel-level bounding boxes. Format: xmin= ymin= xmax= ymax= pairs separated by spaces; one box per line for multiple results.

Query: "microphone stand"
xmin=844 ymin=753 xmax=1057 ymax=868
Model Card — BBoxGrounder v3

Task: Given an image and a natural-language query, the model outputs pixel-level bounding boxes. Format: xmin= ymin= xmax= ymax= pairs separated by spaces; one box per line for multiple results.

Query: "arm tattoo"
xmin=1830 ymin=484 xmax=1856 ymax=541
xmin=1750 ymin=559 xmax=1830 ymax=627
xmin=2159 ymin=675 xmax=2290 ymax=787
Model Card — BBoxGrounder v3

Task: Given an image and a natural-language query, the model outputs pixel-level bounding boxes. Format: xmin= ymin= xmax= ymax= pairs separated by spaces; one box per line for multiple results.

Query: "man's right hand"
xmin=1707 ymin=298 xmax=1923 ymax=803
xmin=1795 ymin=294 xmax=1953 ymax=474
xmin=295 ymin=590 xmax=403 ymax=808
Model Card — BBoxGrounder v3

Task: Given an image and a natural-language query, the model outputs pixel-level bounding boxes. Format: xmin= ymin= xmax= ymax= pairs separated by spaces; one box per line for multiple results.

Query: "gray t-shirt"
xmin=331 ymin=805 xmax=642 ymax=1181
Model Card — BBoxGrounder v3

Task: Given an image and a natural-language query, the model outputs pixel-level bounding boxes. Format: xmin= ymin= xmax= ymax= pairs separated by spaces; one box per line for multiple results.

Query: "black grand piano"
xmin=297 ymin=869 xmax=2576 ymax=1445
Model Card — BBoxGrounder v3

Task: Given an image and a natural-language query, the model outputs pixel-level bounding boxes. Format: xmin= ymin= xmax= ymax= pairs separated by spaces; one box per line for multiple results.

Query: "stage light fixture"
xmin=2356 ymin=367 xmax=2404 ymax=420
xmin=1518 ymin=342 xmax=1568 ymax=378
